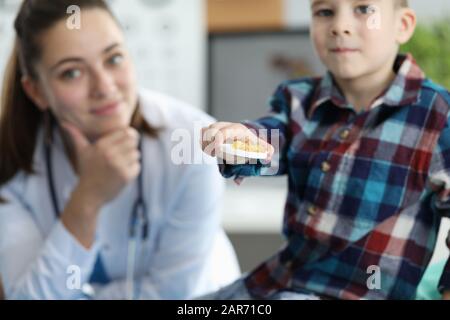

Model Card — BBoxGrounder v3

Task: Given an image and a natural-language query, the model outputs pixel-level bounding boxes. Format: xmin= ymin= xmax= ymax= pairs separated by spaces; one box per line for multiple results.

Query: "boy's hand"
xmin=443 ymin=291 xmax=450 ymax=300
xmin=201 ymin=122 xmax=274 ymax=163
xmin=428 ymin=172 xmax=450 ymax=201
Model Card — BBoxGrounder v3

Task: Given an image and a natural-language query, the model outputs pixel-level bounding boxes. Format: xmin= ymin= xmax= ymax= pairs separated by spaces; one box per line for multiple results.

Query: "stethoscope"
xmin=44 ymin=121 xmax=149 ymax=300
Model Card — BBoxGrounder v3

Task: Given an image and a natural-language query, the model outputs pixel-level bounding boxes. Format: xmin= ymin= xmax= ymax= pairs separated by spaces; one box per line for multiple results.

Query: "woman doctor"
xmin=0 ymin=0 xmax=239 ymax=299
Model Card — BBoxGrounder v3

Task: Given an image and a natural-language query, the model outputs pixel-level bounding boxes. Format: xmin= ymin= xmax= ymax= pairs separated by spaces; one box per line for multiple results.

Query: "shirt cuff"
xmin=45 ymin=221 xmax=100 ymax=283
xmin=218 ymin=163 xmax=265 ymax=182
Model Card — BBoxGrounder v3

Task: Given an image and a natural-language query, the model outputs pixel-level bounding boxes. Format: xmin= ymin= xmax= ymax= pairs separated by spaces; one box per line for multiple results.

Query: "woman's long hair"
xmin=0 ymin=0 xmax=157 ymax=201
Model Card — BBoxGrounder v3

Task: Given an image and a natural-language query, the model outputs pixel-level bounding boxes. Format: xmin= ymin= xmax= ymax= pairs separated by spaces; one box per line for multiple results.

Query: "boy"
xmin=201 ymin=0 xmax=450 ymax=299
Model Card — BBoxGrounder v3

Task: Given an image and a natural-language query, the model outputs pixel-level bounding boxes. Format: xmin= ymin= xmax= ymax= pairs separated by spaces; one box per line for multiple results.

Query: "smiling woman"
xmin=0 ymin=0 xmax=239 ymax=300
xmin=22 ymin=8 xmax=139 ymax=141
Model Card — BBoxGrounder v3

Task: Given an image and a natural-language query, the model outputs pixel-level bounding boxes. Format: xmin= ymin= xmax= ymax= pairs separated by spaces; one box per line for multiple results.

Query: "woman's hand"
xmin=59 ymin=122 xmax=141 ymax=248
xmin=200 ymin=122 xmax=274 ymax=163
xmin=62 ymin=122 xmax=141 ymax=208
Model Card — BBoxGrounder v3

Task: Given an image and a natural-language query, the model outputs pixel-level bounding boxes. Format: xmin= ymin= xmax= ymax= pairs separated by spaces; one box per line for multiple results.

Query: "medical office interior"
xmin=0 ymin=0 xmax=450 ymax=300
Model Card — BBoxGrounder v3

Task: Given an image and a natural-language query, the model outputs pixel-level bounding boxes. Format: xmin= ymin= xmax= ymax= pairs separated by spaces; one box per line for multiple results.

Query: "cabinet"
xmin=207 ymin=0 xmax=284 ymax=33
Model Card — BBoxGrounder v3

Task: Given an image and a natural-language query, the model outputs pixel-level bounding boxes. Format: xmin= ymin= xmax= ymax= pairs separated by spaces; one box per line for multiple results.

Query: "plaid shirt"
xmin=220 ymin=54 xmax=450 ymax=299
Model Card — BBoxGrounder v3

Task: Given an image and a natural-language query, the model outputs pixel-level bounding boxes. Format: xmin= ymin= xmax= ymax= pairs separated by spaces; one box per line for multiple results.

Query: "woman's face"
xmin=29 ymin=8 xmax=137 ymax=141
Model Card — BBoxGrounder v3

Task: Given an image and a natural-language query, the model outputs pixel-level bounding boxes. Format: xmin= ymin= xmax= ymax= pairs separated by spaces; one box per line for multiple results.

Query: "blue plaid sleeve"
xmin=219 ymin=83 xmax=292 ymax=180
xmin=428 ymin=92 xmax=450 ymax=293
xmin=429 ymin=117 xmax=450 ymax=219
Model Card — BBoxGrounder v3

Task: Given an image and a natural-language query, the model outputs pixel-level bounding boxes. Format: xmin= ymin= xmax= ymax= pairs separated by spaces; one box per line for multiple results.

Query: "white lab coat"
xmin=0 ymin=89 xmax=240 ymax=300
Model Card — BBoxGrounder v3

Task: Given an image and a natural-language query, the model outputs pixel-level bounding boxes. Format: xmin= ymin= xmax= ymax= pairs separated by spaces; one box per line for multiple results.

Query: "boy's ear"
xmin=396 ymin=8 xmax=417 ymax=45
xmin=21 ymin=76 xmax=50 ymax=111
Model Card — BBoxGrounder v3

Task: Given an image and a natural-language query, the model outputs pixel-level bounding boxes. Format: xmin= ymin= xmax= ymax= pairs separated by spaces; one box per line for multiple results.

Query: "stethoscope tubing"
xmin=44 ymin=123 xmax=149 ymax=299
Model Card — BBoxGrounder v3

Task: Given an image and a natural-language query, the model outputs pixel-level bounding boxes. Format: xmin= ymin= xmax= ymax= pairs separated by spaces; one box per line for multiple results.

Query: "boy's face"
xmin=310 ymin=0 xmax=412 ymax=81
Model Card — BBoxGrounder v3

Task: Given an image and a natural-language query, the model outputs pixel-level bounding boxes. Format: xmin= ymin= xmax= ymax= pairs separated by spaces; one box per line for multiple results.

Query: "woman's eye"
xmin=60 ymin=69 xmax=81 ymax=80
xmin=315 ymin=9 xmax=334 ymax=17
xmin=355 ymin=5 xmax=375 ymax=15
xmin=108 ymin=54 xmax=124 ymax=66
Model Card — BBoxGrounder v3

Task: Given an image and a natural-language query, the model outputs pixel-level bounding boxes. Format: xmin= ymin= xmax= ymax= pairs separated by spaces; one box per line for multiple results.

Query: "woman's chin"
xmin=90 ymin=118 xmax=131 ymax=138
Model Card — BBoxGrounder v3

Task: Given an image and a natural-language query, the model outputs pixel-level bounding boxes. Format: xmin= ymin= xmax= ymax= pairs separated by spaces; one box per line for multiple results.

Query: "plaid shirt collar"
xmin=307 ymin=53 xmax=425 ymax=118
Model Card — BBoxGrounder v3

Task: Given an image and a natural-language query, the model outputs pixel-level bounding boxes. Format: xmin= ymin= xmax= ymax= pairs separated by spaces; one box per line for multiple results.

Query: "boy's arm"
xmin=216 ymin=83 xmax=292 ymax=180
xmin=428 ymin=112 xmax=450 ymax=297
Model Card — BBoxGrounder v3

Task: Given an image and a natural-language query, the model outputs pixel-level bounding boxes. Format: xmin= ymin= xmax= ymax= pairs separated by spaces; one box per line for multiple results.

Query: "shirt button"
xmin=321 ymin=161 xmax=331 ymax=173
xmin=307 ymin=205 xmax=318 ymax=216
xmin=340 ymin=129 xmax=350 ymax=140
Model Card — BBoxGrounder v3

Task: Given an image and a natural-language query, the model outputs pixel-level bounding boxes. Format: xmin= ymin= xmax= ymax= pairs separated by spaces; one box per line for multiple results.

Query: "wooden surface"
xmin=207 ymin=0 xmax=284 ymax=33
